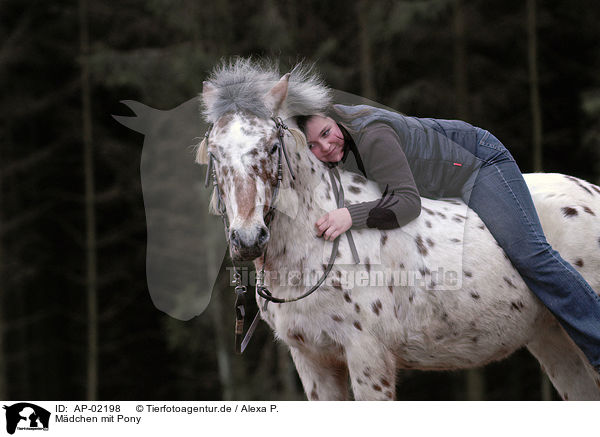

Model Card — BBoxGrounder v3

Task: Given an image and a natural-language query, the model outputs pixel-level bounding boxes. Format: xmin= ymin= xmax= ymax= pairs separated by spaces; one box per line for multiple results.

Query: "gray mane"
xmin=202 ymin=58 xmax=332 ymax=123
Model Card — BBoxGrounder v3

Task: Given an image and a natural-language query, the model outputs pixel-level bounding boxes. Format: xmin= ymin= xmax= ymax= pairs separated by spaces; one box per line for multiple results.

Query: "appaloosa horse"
xmin=197 ymin=59 xmax=600 ymax=400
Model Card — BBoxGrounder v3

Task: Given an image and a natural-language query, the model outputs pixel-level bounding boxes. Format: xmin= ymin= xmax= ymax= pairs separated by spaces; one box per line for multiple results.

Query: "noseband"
xmin=203 ymin=116 xmax=359 ymax=353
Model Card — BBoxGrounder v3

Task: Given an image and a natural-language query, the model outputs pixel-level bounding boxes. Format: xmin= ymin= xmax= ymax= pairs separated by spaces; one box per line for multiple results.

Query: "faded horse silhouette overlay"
xmin=113 ymin=90 xmax=423 ymax=321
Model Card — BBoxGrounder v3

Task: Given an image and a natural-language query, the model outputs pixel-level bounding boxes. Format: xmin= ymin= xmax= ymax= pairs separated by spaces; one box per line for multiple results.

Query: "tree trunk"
xmin=528 ymin=0 xmax=543 ymax=173
xmin=79 ymin=0 xmax=98 ymax=401
xmin=0 ymin=170 xmax=5 ymax=399
xmin=453 ymin=0 xmax=469 ymax=120
xmin=356 ymin=0 xmax=376 ymax=100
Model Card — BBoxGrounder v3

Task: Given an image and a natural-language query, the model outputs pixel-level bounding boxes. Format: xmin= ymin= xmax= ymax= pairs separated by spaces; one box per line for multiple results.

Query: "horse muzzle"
xmin=229 ymin=225 xmax=270 ymax=261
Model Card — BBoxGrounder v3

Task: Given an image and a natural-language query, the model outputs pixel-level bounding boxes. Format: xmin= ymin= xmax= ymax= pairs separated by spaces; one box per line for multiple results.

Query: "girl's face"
xmin=304 ymin=115 xmax=346 ymax=163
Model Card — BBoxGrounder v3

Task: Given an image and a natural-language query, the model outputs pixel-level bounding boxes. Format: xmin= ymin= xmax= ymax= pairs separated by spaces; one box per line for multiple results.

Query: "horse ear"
xmin=202 ymin=81 xmax=217 ymax=113
xmin=265 ymin=73 xmax=290 ymax=115
xmin=112 ymin=100 xmax=157 ymax=134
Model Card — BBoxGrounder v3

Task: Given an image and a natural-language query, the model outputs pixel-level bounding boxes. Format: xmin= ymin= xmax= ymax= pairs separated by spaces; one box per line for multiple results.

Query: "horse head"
xmin=196 ymin=59 xmax=333 ymax=262
xmin=198 ymin=75 xmax=290 ymax=261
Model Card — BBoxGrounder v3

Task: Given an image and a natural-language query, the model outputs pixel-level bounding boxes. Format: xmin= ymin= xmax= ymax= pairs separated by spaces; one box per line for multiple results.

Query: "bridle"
xmin=203 ymin=116 xmax=359 ymax=353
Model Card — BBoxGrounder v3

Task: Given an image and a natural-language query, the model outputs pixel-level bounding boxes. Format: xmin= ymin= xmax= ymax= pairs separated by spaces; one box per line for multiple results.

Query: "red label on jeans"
xmin=453 ymin=162 xmax=462 ymax=166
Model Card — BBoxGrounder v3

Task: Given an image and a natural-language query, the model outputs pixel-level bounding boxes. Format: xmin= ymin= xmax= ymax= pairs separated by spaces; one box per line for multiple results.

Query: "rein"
xmin=203 ymin=117 xmax=359 ymax=353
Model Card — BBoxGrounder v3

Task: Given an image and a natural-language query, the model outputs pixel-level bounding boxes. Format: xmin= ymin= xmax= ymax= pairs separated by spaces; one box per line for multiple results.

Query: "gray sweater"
xmin=336 ymin=122 xmax=422 ymax=230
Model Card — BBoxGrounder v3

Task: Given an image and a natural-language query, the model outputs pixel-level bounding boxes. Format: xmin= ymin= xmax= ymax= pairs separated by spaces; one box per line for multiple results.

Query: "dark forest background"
xmin=1 ymin=0 xmax=599 ymax=401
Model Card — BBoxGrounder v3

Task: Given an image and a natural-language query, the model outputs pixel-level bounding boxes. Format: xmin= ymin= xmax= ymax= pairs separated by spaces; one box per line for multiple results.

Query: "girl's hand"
xmin=315 ymin=208 xmax=352 ymax=241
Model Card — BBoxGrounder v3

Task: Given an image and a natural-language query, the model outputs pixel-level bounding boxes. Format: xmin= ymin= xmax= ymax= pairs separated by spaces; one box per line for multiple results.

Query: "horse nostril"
xmin=230 ymin=229 xmax=240 ymax=247
xmin=257 ymin=226 xmax=269 ymax=245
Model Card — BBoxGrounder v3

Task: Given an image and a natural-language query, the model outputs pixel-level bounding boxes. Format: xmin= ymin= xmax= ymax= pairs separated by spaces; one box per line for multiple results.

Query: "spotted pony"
xmin=197 ymin=58 xmax=600 ymax=400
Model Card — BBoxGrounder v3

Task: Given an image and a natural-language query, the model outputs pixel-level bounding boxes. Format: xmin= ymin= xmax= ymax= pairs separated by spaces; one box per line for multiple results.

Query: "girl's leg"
xmin=462 ymin=131 xmax=600 ymax=371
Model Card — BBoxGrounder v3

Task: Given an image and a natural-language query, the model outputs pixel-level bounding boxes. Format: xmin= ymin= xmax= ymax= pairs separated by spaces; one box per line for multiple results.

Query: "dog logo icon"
xmin=3 ymin=403 xmax=50 ymax=434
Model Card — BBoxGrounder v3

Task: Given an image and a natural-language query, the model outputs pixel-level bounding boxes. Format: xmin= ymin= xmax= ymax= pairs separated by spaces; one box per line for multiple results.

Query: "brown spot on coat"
xmin=388 ymin=285 xmax=394 ymax=294
xmin=343 ymin=292 xmax=352 ymax=303
xmin=425 ymin=220 xmax=432 ymax=228
xmin=372 ymin=384 xmax=382 ymax=392
xmin=422 ymin=206 xmax=435 ymax=215
xmin=471 ymin=292 xmax=480 ymax=299
xmin=371 ymin=299 xmax=382 ymax=315
xmin=216 ymin=113 xmax=233 ymax=130
xmin=561 ymin=206 xmax=578 ymax=217
xmin=510 ymin=301 xmax=525 ymax=311
xmin=583 ymin=206 xmax=595 ymax=215
xmin=381 ymin=234 xmax=388 ymax=245
xmin=354 ymin=303 xmax=361 ymax=313
xmin=503 ymin=277 xmax=517 ymax=289
xmin=352 ymin=174 xmax=367 ymax=184
xmin=415 ymin=235 xmax=428 ymax=256
xmin=288 ymin=330 xmax=305 ymax=343
xmin=353 ymin=321 xmax=363 ymax=331
xmin=565 ymin=175 xmax=593 ymax=195
xmin=348 ymin=186 xmax=361 ymax=194
xmin=331 ymin=315 xmax=343 ymax=322
xmin=574 ymin=258 xmax=584 ymax=268
xmin=426 ymin=237 xmax=435 ymax=247
xmin=464 ymin=271 xmax=473 ymax=277
xmin=380 ymin=378 xmax=391 ymax=388
xmin=233 ymin=175 xmax=257 ymax=221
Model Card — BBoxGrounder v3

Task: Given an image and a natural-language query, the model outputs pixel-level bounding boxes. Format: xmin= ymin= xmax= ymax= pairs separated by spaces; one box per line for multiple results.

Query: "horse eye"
xmin=270 ymin=143 xmax=280 ymax=154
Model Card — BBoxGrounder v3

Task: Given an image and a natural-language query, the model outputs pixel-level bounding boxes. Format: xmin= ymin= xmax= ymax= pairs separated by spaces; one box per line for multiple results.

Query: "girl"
xmin=296 ymin=104 xmax=600 ymax=374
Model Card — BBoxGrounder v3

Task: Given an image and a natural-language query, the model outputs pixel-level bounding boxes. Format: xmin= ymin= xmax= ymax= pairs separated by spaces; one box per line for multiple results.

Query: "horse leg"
xmin=346 ymin=340 xmax=396 ymax=400
xmin=289 ymin=346 xmax=350 ymax=401
xmin=527 ymin=319 xmax=600 ymax=400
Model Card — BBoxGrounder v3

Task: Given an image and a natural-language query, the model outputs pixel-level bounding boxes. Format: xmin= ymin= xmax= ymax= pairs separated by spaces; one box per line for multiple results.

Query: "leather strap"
xmin=329 ymin=168 xmax=360 ymax=264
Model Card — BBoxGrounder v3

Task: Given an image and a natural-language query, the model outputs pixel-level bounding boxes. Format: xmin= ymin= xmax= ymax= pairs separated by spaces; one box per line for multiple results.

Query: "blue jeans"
xmin=459 ymin=128 xmax=600 ymax=372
